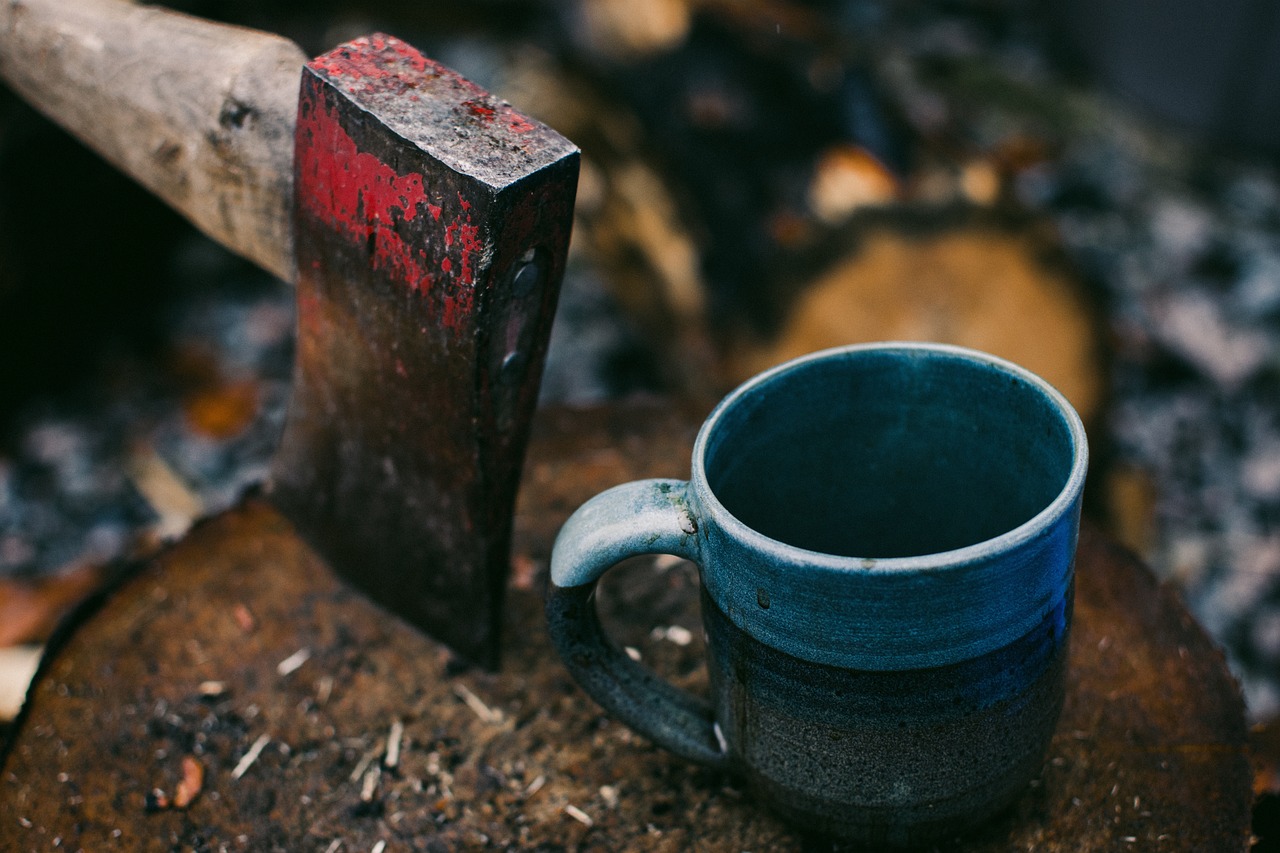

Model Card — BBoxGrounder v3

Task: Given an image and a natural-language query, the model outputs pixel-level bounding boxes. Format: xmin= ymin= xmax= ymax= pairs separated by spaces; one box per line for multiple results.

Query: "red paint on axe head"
xmin=295 ymin=92 xmax=482 ymax=329
xmin=295 ymin=96 xmax=431 ymax=277
xmin=309 ymin=34 xmax=433 ymax=87
xmin=462 ymin=99 xmax=496 ymax=120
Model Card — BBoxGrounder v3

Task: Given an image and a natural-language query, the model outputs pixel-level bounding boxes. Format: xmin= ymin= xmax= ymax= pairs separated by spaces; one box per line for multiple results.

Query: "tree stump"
xmin=0 ymin=402 xmax=1252 ymax=851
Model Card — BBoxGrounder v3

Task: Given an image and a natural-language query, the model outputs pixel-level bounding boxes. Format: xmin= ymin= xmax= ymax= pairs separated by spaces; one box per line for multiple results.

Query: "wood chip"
xmin=384 ymin=720 xmax=404 ymax=770
xmin=370 ymin=841 xmax=386 ymax=853
xmin=360 ymin=766 xmax=381 ymax=802
xmin=172 ymin=756 xmax=204 ymax=809
xmin=349 ymin=745 xmax=380 ymax=783
xmin=316 ymin=675 xmax=334 ymax=705
xmin=276 ymin=648 xmax=310 ymax=677
xmin=323 ymin=840 xmax=342 ymax=853
xmin=524 ymin=774 xmax=546 ymax=798
xmin=231 ymin=734 xmax=270 ymax=780
xmin=127 ymin=447 xmax=204 ymax=541
xmin=198 ymin=680 xmax=226 ymax=698
xmin=564 ymin=804 xmax=594 ymax=827
xmin=453 ymin=684 xmax=503 ymax=724
xmin=651 ymin=625 xmax=693 ymax=646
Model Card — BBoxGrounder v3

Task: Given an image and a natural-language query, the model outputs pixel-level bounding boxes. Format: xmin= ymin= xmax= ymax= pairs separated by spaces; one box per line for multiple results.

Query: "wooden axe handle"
xmin=0 ymin=0 xmax=305 ymax=282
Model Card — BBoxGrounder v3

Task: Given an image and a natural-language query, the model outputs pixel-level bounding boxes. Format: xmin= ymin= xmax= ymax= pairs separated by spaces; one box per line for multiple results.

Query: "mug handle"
xmin=546 ymin=478 xmax=730 ymax=770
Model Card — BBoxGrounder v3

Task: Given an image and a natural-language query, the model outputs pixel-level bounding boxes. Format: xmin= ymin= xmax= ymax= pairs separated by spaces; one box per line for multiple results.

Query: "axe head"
xmin=270 ymin=34 xmax=578 ymax=669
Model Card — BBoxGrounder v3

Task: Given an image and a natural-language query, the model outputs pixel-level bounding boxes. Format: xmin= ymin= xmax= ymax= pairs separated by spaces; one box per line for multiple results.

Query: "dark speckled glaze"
xmin=704 ymin=584 xmax=1070 ymax=846
xmin=547 ymin=343 xmax=1088 ymax=847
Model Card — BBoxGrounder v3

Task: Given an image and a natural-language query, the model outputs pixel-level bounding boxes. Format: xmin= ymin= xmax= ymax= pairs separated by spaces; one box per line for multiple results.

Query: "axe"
xmin=0 ymin=1 xmax=579 ymax=668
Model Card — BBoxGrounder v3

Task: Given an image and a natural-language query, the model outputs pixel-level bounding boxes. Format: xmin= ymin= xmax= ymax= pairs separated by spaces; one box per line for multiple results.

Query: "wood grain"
xmin=0 ymin=0 xmax=304 ymax=281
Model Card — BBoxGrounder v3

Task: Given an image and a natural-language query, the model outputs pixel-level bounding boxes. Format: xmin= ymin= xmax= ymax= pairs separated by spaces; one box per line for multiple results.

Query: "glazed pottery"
xmin=546 ymin=342 xmax=1088 ymax=846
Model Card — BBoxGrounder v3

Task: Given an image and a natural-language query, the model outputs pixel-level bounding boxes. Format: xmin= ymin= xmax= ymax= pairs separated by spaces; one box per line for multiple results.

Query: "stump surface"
xmin=0 ymin=403 xmax=1252 ymax=851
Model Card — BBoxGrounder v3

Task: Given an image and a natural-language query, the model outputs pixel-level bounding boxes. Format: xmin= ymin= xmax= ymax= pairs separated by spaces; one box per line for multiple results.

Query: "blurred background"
xmin=1 ymin=0 xmax=1279 ymax=832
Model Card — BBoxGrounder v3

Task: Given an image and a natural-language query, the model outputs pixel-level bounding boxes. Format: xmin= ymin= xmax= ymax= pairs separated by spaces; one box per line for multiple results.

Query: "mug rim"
xmin=691 ymin=341 xmax=1089 ymax=574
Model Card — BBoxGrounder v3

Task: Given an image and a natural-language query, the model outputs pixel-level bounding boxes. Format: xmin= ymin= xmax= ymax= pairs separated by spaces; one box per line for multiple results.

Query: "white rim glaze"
xmin=691 ymin=341 xmax=1088 ymax=572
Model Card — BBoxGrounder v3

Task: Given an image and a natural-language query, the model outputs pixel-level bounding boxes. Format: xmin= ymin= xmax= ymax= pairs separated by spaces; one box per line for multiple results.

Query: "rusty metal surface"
xmin=0 ymin=402 xmax=1252 ymax=851
xmin=270 ymin=34 xmax=578 ymax=669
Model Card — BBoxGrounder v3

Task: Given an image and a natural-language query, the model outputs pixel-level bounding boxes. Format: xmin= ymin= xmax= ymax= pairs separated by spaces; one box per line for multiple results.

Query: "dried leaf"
xmin=0 ymin=562 xmax=104 ymax=646
xmin=184 ymin=379 xmax=260 ymax=440
xmin=233 ymin=603 xmax=256 ymax=633
xmin=808 ymin=144 xmax=899 ymax=224
xmin=173 ymin=755 xmax=204 ymax=809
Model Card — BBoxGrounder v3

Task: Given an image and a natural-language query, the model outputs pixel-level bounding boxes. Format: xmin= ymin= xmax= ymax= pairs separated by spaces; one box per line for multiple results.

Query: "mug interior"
xmin=702 ymin=347 xmax=1078 ymax=559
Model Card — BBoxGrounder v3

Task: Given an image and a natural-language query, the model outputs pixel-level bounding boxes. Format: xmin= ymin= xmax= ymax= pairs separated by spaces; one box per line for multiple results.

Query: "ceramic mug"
xmin=545 ymin=343 xmax=1088 ymax=846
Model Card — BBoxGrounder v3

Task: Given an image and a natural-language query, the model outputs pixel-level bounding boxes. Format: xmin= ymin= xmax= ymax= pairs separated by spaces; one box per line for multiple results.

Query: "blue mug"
xmin=546 ymin=343 xmax=1088 ymax=846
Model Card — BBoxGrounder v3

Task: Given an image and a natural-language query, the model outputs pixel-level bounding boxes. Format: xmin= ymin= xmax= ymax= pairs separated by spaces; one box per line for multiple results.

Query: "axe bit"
xmin=273 ymin=36 xmax=578 ymax=668
xmin=0 ymin=3 xmax=579 ymax=668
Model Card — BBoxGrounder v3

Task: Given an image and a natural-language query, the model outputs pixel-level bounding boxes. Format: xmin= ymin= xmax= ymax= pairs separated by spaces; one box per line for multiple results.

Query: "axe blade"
xmin=270 ymin=34 xmax=579 ymax=669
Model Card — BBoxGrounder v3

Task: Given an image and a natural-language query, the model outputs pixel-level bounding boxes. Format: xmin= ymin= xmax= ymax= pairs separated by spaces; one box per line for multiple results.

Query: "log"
xmin=0 ymin=402 xmax=1252 ymax=850
xmin=725 ymin=225 xmax=1106 ymax=426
